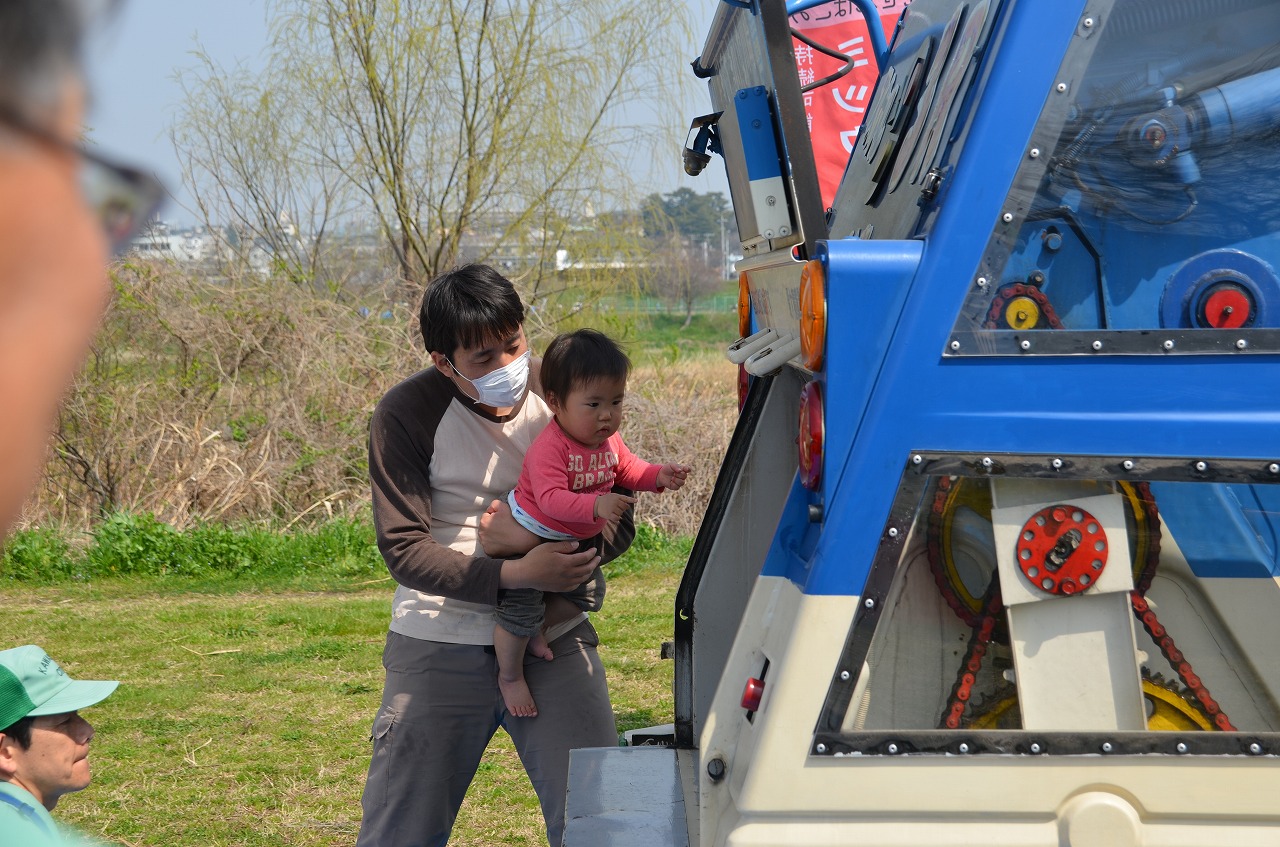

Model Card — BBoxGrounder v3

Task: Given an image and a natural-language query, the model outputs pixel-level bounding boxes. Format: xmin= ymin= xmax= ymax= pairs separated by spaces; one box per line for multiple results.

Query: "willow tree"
xmin=176 ymin=0 xmax=692 ymax=293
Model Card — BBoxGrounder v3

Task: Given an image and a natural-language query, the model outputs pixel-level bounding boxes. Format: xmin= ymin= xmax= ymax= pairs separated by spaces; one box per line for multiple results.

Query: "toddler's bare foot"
xmin=499 ymin=674 xmax=538 ymax=717
xmin=527 ymin=631 xmax=554 ymax=661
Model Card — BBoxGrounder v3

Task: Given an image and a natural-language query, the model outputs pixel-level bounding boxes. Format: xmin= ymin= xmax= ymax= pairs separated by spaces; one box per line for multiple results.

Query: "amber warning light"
xmin=800 ymin=260 xmax=827 ymax=370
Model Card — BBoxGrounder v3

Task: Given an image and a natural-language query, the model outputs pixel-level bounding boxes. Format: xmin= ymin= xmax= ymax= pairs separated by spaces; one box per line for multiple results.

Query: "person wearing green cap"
xmin=0 ymin=645 xmax=118 ymax=847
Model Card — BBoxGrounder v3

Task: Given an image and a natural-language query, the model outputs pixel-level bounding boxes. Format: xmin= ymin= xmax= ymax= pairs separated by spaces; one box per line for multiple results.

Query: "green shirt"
xmin=0 ymin=782 xmax=95 ymax=846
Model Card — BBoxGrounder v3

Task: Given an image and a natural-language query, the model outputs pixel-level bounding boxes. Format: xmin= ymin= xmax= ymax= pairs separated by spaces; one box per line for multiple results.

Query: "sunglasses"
xmin=0 ymin=104 xmax=166 ymax=257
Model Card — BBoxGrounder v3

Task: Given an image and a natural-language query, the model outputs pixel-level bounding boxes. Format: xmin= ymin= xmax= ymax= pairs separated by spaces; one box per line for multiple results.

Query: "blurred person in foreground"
xmin=0 ymin=0 xmax=163 ymax=535
xmin=0 ymin=645 xmax=119 ymax=847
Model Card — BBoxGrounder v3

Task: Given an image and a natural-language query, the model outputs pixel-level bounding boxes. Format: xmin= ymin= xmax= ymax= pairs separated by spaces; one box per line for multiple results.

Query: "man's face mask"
xmin=448 ymin=350 xmax=531 ymax=408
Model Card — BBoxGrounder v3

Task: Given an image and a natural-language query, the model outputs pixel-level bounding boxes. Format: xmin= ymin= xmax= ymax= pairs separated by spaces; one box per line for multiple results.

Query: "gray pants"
xmin=496 ymin=567 xmax=605 ymax=637
xmin=356 ymin=620 xmax=617 ymax=847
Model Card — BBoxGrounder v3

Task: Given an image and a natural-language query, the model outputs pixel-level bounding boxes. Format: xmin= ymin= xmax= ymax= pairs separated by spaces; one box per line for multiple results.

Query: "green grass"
xmin=0 ymin=520 xmax=686 ymax=847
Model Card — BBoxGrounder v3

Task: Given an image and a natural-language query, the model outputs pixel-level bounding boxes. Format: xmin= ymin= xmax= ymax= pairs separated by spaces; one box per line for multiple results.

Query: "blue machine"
xmin=565 ymin=1 xmax=1280 ymax=844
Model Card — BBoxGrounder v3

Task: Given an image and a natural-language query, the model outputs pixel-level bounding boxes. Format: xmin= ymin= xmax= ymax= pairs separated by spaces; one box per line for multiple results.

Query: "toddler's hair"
xmin=541 ymin=329 xmax=631 ymax=402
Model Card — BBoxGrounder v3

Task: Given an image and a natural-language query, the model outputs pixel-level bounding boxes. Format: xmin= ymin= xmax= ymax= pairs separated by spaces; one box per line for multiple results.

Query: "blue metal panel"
xmin=735 ymin=86 xmax=785 ymax=182
xmin=768 ymin=0 xmax=1280 ymax=597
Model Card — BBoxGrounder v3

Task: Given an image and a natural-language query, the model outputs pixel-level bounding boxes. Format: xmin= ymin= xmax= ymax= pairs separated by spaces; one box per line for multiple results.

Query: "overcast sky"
xmin=84 ymin=0 xmax=731 ymax=226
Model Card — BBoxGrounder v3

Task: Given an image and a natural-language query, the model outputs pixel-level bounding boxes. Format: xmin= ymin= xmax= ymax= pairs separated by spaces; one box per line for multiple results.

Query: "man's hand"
xmin=594 ymin=491 xmax=636 ymax=525
xmin=657 ymin=463 xmax=691 ymax=491
xmin=478 ymin=499 xmax=542 ymax=557
xmin=500 ymin=541 xmax=600 ymax=593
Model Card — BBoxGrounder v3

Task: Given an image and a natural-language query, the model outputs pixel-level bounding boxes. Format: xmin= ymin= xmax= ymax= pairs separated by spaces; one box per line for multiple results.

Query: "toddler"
xmin=497 ymin=328 xmax=689 ymax=716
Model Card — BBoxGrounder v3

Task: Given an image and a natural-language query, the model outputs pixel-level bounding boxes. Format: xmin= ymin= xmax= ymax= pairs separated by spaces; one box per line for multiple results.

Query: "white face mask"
xmin=449 ymin=350 xmax=531 ymax=408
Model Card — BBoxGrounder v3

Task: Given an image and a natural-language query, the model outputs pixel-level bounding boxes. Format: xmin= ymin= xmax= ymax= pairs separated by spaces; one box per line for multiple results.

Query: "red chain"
xmin=1130 ymin=592 xmax=1235 ymax=731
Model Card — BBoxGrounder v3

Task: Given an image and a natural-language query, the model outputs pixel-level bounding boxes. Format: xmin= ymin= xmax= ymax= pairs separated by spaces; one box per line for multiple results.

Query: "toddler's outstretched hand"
xmin=657 ymin=463 xmax=691 ymax=491
xmin=594 ymin=491 xmax=637 ymax=524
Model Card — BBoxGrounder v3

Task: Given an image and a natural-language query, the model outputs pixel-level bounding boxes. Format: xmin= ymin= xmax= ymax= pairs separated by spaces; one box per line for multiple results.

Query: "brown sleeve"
xmin=368 ymin=371 xmax=504 ymax=604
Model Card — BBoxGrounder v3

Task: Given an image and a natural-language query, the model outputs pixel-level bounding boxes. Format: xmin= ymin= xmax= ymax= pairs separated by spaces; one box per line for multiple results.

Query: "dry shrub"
xmin=23 ymin=262 xmax=737 ymax=537
xmin=623 ymin=358 xmax=737 ymax=537
xmin=28 ymin=261 xmax=420 ymax=529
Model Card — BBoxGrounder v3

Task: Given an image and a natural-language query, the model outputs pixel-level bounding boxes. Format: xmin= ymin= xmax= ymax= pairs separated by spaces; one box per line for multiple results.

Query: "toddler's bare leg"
xmin=494 ymin=624 xmax=538 ymax=717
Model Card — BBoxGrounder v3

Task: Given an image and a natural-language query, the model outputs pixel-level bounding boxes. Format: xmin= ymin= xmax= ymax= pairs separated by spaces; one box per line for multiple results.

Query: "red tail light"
xmin=799 ymin=380 xmax=824 ymax=490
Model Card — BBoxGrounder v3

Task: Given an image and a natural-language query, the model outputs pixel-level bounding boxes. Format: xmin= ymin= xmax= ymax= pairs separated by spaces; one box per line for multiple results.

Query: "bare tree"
xmin=176 ymin=0 xmax=693 ymax=293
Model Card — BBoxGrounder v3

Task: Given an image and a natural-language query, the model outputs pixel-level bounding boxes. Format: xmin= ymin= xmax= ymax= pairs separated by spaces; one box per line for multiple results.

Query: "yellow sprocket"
xmin=966 ymin=678 xmax=1217 ymax=731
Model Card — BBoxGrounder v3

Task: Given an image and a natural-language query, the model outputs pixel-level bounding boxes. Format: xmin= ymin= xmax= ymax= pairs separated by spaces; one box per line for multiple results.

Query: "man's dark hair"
xmin=419 ymin=264 xmax=525 ymax=358
xmin=0 ymin=716 xmax=34 ymax=750
xmin=541 ymin=329 xmax=632 ymax=403
xmin=0 ymin=0 xmax=94 ymax=120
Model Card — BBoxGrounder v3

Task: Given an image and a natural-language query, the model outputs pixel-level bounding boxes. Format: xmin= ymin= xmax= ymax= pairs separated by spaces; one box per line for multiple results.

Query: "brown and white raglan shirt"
xmin=368 ymin=366 xmax=553 ymax=645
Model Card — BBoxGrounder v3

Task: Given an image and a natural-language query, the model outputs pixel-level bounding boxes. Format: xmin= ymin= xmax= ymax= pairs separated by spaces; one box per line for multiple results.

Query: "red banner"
xmin=791 ymin=0 xmax=911 ymax=209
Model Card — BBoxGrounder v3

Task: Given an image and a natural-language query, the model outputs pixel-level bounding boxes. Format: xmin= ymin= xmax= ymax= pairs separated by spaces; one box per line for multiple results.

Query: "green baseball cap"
xmin=0 ymin=646 xmax=118 ymax=730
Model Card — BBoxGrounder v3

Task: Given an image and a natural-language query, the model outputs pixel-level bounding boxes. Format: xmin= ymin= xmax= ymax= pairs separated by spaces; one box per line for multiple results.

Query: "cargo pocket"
xmin=363 ymin=707 xmax=399 ymax=808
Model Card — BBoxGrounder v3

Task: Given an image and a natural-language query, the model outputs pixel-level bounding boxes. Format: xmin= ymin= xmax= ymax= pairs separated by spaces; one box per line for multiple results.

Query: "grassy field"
xmin=0 ymin=529 xmax=690 ymax=847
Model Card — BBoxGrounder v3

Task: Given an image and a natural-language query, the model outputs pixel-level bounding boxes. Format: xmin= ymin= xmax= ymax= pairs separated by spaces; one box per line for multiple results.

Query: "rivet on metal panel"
xmin=1270 ymin=463 xmax=1280 ymax=474
xmin=1092 ymin=340 xmax=1103 ymax=351
xmin=888 ymin=527 xmax=899 ymax=538
xmin=1056 ymin=82 xmax=1068 ymax=93
xmin=1162 ymin=339 xmax=1175 ymax=351
xmin=1028 ymin=148 xmax=1040 ymax=159
xmin=1176 ymin=742 xmax=1188 ymax=753
xmin=981 ymin=457 xmax=994 ymax=468
xmin=958 ymin=743 xmax=970 ymax=753
xmin=839 ymin=670 xmax=851 ymax=681
xmin=1001 ymin=212 xmax=1014 ymax=223
xmin=1237 ymin=339 xmax=1248 ymax=350
xmin=1030 ymin=742 xmax=1042 ymax=754
xmin=864 ymin=598 xmax=875 ymax=609
xmin=912 ymin=454 xmax=923 ymax=465
xmin=1101 ymin=742 xmax=1113 ymax=753
xmin=1123 ymin=460 xmax=1135 ymax=471
xmin=1250 ymin=743 xmax=1263 ymax=755
xmin=815 ymin=744 xmax=827 ymax=754
xmin=1020 ymin=339 xmax=1031 ymax=351
xmin=1082 ymin=17 xmax=1094 ymax=28
xmin=1052 ymin=458 xmax=1063 ymax=469
xmin=950 ymin=340 xmax=961 ymax=351
xmin=976 ymin=277 xmax=988 ymax=289
xmin=887 ymin=743 xmax=899 ymax=754
xmin=1195 ymin=461 xmax=1208 ymax=472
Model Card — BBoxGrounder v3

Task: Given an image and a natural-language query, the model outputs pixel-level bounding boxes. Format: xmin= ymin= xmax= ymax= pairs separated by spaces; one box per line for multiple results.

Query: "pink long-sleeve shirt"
xmin=512 ymin=418 xmax=662 ymax=538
